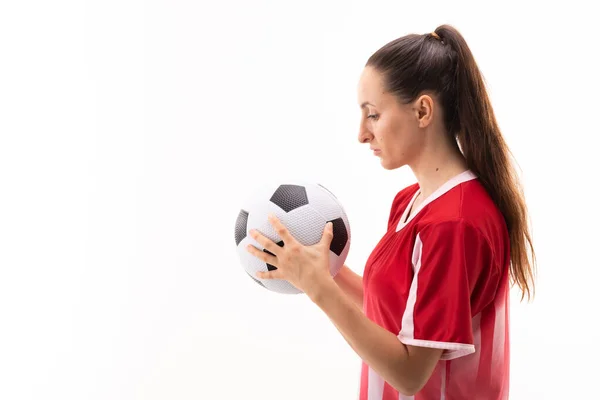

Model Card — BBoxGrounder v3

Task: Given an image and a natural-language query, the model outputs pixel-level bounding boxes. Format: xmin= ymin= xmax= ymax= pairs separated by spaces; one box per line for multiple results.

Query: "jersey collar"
xmin=395 ymin=169 xmax=478 ymax=232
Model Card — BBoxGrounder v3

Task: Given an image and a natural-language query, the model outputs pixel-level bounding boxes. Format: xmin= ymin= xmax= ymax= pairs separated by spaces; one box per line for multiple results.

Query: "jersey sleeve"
xmin=397 ymin=219 xmax=496 ymax=360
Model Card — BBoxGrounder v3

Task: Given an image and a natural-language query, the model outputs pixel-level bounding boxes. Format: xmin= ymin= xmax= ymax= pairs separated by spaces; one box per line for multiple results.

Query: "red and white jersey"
xmin=359 ymin=170 xmax=510 ymax=400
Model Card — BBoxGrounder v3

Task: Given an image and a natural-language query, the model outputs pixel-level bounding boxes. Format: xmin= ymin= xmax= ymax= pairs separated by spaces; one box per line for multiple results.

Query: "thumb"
xmin=321 ymin=221 xmax=334 ymax=246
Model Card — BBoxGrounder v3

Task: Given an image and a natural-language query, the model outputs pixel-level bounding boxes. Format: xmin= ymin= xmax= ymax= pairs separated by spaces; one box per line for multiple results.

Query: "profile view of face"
xmin=357 ymin=66 xmax=426 ymax=170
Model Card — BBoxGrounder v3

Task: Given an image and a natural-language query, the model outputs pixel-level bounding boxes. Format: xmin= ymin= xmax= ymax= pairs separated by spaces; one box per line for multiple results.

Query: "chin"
xmin=380 ymin=157 xmax=406 ymax=170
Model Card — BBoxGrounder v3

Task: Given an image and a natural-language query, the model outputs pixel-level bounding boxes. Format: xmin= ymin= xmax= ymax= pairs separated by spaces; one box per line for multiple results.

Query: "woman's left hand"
xmin=246 ymin=214 xmax=334 ymax=300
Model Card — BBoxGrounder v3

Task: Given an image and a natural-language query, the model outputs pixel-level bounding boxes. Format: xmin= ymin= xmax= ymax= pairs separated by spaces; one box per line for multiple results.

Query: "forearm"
xmin=310 ymin=278 xmax=421 ymax=395
xmin=333 ymin=264 xmax=364 ymax=309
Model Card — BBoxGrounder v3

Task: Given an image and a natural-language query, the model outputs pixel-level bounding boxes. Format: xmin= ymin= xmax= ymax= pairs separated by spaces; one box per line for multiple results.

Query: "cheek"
xmin=374 ymin=123 xmax=401 ymax=148
xmin=373 ymin=120 xmax=395 ymax=144
xmin=378 ymin=125 xmax=419 ymax=159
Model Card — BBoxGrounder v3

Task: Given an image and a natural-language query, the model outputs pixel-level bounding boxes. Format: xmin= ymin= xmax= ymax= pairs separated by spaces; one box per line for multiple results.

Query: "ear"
xmin=412 ymin=94 xmax=435 ymax=128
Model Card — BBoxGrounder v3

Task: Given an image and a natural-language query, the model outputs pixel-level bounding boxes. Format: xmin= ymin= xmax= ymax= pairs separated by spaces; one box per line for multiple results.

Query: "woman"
xmin=246 ymin=24 xmax=536 ymax=399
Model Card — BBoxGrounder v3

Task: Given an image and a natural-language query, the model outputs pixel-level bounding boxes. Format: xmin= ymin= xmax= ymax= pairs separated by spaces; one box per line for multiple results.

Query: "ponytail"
xmin=367 ymin=25 xmax=536 ymax=301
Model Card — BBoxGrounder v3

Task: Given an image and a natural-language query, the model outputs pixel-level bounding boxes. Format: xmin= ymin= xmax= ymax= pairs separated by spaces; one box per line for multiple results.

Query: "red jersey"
xmin=359 ymin=170 xmax=510 ymax=400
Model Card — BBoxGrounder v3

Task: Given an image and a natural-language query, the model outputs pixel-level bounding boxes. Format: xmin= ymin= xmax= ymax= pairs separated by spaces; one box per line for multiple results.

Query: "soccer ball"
xmin=234 ymin=181 xmax=351 ymax=294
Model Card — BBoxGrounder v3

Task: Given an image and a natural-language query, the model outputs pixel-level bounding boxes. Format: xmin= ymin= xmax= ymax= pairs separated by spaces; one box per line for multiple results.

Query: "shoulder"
xmin=420 ymin=180 xmax=505 ymax=230
xmin=416 ymin=180 xmax=508 ymax=260
xmin=417 ymin=217 xmax=486 ymax=244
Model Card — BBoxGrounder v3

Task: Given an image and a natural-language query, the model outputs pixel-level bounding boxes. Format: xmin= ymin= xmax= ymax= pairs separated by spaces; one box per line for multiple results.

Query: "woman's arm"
xmin=309 ymin=278 xmax=443 ymax=396
xmin=332 ymin=264 xmax=364 ymax=309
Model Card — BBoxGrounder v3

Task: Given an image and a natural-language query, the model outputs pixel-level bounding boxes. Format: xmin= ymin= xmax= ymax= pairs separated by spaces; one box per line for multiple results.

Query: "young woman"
xmin=246 ymin=24 xmax=536 ymax=400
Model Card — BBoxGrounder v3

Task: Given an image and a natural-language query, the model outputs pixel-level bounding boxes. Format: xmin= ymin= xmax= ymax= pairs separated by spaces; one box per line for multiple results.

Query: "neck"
xmin=409 ymin=139 xmax=468 ymax=199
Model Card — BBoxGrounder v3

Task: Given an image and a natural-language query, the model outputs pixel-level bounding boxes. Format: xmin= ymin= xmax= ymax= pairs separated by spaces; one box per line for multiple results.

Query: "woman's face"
xmin=357 ymin=66 xmax=426 ymax=170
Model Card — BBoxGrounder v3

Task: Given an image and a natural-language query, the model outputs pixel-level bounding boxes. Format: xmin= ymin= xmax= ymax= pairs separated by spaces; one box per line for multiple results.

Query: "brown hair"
xmin=366 ymin=24 xmax=536 ymax=301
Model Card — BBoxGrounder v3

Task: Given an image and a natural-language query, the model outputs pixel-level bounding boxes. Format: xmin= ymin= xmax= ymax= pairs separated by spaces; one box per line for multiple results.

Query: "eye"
xmin=367 ymin=114 xmax=379 ymax=120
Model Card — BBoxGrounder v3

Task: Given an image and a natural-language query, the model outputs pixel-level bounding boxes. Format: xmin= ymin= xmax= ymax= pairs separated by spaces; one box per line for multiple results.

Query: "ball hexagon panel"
xmin=318 ymin=183 xmax=337 ymax=199
xmin=305 ymin=183 xmax=350 ymax=228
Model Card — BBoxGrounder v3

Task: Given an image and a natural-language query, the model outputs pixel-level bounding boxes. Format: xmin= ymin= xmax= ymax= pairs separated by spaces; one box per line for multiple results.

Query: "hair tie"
xmin=431 ymin=32 xmax=441 ymax=40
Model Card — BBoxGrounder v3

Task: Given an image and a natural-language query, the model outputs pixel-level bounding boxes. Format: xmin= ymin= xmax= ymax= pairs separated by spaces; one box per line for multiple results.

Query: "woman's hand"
xmin=245 ymin=214 xmax=334 ymax=300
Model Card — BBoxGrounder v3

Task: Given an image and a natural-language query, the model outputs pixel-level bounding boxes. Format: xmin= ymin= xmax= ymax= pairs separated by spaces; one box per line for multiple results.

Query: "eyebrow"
xmin=360 ymin=102 xmax=375 ymax=109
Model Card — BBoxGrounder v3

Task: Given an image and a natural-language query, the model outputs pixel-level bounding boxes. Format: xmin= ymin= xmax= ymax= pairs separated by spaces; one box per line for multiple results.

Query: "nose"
xmin=358 ymin=118 xmax=373 ymax=144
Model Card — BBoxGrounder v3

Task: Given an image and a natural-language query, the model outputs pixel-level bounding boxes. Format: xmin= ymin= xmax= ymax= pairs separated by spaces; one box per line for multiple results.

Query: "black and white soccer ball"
xmin=234 ymin=181 xmax=351 ymax=294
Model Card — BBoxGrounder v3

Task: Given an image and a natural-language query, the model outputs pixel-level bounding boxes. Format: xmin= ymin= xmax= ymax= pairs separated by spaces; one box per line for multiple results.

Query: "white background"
xmin=1 ymin=1 xmax=598 ymax=399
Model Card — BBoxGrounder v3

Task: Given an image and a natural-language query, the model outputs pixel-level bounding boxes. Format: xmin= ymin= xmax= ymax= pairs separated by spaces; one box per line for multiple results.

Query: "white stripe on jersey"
xmin=368 ymin=367 xmax=384 ymax=400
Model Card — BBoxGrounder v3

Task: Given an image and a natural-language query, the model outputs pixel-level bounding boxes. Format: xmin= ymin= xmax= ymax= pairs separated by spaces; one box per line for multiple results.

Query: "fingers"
xmin=267 ymin=214 xmax=296 ymax=245
xmin=246 ymin=243 xmax=278 ymax=266
xmin=256 ymin=269 xmax=284 ymax=280
xmin=320 ymin=221 xmax=334 ymax=245
xmin=246 ymin=215 xmax=293 ymax=282
xmin=249 ymin=227 xmax=282 ymax=256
